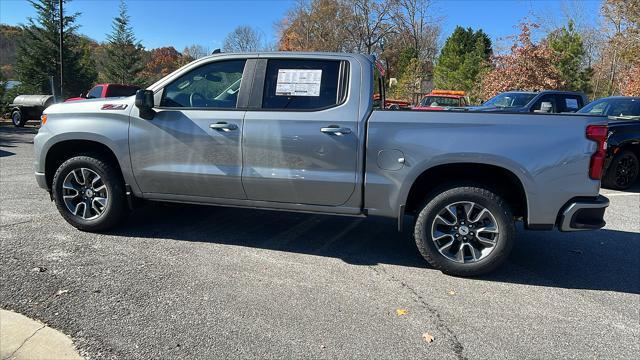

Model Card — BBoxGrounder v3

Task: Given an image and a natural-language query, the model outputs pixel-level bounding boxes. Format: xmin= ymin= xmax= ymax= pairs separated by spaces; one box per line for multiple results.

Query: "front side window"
xmin=161 ymin=60 xmax=246 ymax=109
xmin=262 ymin=59 xmax=346 ymax=110
xmin=86 ymin=86 xmax=103 ymax=99
xmin=531 ymin=95 xmax=557 ymax=113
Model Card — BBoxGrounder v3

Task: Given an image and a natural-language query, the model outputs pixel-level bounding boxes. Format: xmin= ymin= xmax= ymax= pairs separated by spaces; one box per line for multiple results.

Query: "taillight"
xmin=586 ymin=124 xmax=608 ymax=180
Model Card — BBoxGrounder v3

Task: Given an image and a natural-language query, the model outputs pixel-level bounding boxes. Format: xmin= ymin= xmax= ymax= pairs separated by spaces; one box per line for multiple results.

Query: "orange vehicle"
xmin=373 ymin=93 xmax=411 ymax=110
xmin=413 ymin=90 xmax=469 ymax=111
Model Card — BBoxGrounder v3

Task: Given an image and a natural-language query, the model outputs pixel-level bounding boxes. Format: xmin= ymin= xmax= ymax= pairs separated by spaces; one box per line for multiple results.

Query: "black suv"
xmin=577 ymin=96 xmax=640 ymax=190
xmin=471 ymin=90 xmax=588 ymax=113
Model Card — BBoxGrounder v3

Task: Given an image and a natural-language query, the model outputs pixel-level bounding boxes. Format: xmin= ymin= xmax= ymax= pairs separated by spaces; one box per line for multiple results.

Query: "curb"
xmin=0 ymin=309 xmax=83 ymax=360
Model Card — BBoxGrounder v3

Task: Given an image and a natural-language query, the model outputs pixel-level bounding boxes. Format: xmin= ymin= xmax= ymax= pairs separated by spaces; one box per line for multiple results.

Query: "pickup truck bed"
xmin=34 ymin=52 xmax=609 ymax=276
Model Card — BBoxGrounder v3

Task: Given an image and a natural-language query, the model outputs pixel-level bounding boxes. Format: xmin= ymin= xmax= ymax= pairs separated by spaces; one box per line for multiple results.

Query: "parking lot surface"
xmin=1 ymin=125 xmax=639 ymax=359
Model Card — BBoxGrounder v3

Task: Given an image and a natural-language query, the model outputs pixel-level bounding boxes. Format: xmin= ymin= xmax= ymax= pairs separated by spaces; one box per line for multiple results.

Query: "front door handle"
xmin=210 ymin=122 xmax=238 ymax=131
xmin=320 ymin=125 xmax=351 ymax=135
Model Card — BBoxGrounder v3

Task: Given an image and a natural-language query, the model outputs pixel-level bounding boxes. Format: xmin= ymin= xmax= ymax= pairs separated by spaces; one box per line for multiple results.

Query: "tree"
xmin=547 ymin=21 xmax=591 ymax=93
xmin=344 ymin=0 xmax=398 ymax=54
xmin=223 ymin=26 xmax=263 ymax=52
xmin=481 ymin=23 xmax=564 ymax=100
xmin=15 ymin=0 xmax=96 ymax=97
xmin=433 ymin=26 xmax=492 ymax=101
xmin=394 ymin=0 xmax=440 ymax=62
xmin=182 ymin=44 xmax=209 ymax=61
xmin=140 ymin=47 xmax=187 ymax=85
xmin=278 ymin=0 xmax=352 ymax=52
xmin=590 ymin=0 xmax=640 ymax=96
xmin=622 ymin=62 xmax=640 ymax=96
xmin=392 ymin=57 xmax=423 ymax=101
xmin=103 ymin=0 xmax=144 ymax=84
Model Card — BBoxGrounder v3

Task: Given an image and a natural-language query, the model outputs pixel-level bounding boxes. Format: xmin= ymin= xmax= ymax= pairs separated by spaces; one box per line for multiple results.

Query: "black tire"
xmin=602 ymin=150 xmax=639 ymax=190
xmin=413 ymin=184 xmax=516 ymax=277
xmin=12 ymin=110 xmax=25 ymax=127
xmin=52 ymin=154 xmax=128 ymax=231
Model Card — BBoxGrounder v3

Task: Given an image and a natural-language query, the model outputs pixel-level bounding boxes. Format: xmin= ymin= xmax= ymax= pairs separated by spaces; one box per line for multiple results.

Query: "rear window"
xmin=262 ymin=59 xmax=347 ymax=110
xmin=420 ymin=96 xmax=460 ymax=107
xmin=107 ymin=85 xmax=139 ymax=97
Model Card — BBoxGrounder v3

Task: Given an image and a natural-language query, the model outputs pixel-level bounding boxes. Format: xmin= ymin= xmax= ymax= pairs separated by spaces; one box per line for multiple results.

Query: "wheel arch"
xmin=403 ymin=162 xmax=529 ymax=222
xmin=44 ymin=139 xmax=123 ymax=190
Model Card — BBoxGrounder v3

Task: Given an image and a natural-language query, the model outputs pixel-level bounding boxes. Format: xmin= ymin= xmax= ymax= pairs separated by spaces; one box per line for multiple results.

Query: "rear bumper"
xmin=558 ymin=195 xmax=609 ymax=232
xmin=35 ymin=172 xmax=48 ymax=190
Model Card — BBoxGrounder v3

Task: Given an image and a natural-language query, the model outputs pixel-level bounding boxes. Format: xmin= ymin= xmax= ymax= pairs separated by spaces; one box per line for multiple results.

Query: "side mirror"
xmin=135 ymin=90 xmax=155 ymax=120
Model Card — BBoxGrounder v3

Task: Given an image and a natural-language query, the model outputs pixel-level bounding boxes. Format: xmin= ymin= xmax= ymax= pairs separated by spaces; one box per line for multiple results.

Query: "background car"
xmin=413 ymin=90 xmax=469 ymax=111
xmin=577 ymin=96 xmax=640 ymax=190
xmin=470 ymin=90 xmax=588 ymax=113
xmin=65 ymin=83 xmax=140 ymax=102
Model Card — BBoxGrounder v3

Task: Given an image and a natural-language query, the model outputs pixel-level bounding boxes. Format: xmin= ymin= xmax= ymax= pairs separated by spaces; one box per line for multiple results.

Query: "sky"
xmin=0 ymin=0 xmax=602 ymax=51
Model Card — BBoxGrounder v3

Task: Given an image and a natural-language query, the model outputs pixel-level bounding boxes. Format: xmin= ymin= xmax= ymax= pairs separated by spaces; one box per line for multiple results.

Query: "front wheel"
xmin=413 ymin=185 xmax=515 ymax=276
xmin=52 ymin=154 xmax=128 ymax=231
xmin=602 ymin=150 xmax=638 ymax=190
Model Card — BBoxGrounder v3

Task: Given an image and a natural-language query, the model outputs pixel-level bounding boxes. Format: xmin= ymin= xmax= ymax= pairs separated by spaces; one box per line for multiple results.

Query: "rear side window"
xmin=262 ymin=59 xmax=347 ymax=110
xmin=106 ymin=85 xmax=139 ymax=97
xmin=86 ymin=86 xmax=103 ymax=99
xmin=557 ymin=95 xmax=583 ymax=112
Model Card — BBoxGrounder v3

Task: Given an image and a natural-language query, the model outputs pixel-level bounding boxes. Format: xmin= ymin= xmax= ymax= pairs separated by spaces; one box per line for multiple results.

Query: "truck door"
xmin=241 ymin=58 xmax=359 ymax=206
xmin=129 ymin=58 xmax=249 ymax=199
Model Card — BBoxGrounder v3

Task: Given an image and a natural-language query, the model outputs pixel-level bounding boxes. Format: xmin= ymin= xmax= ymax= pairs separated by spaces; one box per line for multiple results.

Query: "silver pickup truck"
xmin=34 ymin=52 xmax=609 ymax=276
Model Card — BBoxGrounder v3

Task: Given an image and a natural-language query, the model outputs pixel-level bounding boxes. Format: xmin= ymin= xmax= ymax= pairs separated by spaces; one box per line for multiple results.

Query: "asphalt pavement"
xmin=1 ymin=124 xmax=639 ymax=359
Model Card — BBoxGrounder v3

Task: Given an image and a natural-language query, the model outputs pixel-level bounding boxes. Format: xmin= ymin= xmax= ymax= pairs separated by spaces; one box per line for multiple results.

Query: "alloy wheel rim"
xmin=430 ymin=201 xmax=499 ymax=264
xmin=615 ymin=156 xmax=637 ymax=188
xmin=62 ymin=168 xmax=109 ymax=220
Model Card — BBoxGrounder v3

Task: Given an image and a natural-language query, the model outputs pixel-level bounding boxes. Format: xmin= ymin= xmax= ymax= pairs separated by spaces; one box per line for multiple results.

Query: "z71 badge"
xmin=101 ymin=104 xmax=128 ymax=110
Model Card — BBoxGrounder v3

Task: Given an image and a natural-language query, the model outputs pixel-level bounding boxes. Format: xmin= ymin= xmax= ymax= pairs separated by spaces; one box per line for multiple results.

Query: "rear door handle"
xmin=210 ymin=122 xmax=238 ymax=131
xmin=320 ymin=125 xmax=351 ymax=135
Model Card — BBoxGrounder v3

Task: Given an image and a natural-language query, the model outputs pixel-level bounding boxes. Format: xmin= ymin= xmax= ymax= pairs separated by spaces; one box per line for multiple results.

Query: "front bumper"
xmin=558 ymin=195 xmax=609 ymax=232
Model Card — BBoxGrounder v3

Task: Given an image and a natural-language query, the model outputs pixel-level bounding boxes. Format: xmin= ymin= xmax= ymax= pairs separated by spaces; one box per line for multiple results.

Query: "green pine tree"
xmin=548 ymin=21 xmax=591 ymax=93
xmin=433 ymin=26 xmax=492 ymax=102
xmin=15 ymin=0 xmax=96 ymax=97
xmin=103 ymin=0 xmax=144 ymax=84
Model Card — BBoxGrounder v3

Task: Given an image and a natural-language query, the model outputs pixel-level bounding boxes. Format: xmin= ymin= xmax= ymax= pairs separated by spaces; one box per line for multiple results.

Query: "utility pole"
xmin=59 ymin=0 xmax=64 ymax=98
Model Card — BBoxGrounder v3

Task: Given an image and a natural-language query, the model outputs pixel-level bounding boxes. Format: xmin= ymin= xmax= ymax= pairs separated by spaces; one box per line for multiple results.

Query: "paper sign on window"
xmin=275 ymin=69 xmax=322 ymax=96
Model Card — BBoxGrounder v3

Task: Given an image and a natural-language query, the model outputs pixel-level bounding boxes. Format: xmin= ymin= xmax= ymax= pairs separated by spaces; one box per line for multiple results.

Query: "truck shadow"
xmin=111 ymin=202 xmax=640 ymax=295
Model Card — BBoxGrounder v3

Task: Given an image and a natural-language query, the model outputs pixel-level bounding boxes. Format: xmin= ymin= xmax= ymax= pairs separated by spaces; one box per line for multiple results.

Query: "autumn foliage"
xmin=621 ymin=62 xmax=640 ymax=96
xmin=140 ymin=47 xmax=188 ymax=84
xmin=481 ymin=23 xmax=563 ymax=99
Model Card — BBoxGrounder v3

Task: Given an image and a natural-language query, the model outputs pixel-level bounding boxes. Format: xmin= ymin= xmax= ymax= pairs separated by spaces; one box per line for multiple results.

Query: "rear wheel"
xmin=413 ymin=185 xmax=515 ymax=276
xmin=11 ymin=110 xmax=24 ymax=127
xmin=603 ymin=150 xmax=639 ymax=190
xmin=52 ymin=154 xmax=128 ymax=231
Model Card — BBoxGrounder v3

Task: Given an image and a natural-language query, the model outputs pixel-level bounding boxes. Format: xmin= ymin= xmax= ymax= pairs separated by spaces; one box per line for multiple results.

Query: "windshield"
xmin=577 ymin=98 xmax=640 ymax=118
xmin=420 ymin=96 xmax=460 ymax=107
xmin=483 ymin=92 xmax=536 ymax=108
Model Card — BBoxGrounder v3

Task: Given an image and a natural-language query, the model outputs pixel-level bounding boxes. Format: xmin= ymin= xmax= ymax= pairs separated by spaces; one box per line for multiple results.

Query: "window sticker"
xmin=565 ymin=98 xmax=579 ymax=109
xmin=275 ymin=69 xmax=322 ymax=96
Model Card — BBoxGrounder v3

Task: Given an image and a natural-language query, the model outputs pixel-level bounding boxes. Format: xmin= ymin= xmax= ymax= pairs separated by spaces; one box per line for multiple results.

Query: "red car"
xmin=413 ymin=90 xmax=469 ymax=111
xmin=65 ymin=83 xmax=140 ymax=102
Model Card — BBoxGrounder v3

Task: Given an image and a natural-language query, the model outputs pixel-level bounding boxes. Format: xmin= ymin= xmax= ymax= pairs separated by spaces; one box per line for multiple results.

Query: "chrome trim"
xmin=559 ymin=196 xmax=609 ymax=231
